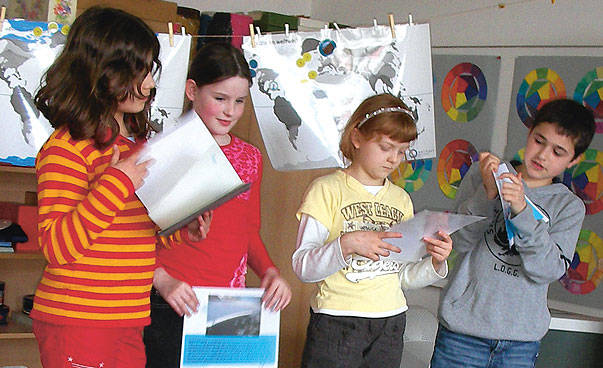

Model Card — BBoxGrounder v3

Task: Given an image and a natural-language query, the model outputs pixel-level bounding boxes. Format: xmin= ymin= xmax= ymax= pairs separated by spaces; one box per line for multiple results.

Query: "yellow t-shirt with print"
xmin=297 ymin=170 xmax=414 ymax=317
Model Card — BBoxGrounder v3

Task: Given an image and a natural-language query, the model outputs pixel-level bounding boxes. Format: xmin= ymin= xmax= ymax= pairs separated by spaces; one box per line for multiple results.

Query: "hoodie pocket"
xmin=448 ymin=279 xmax=478 ymax=310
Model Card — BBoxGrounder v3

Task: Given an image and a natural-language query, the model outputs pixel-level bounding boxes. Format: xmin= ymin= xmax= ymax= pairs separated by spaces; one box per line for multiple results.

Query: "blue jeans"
xmin=430 ymin=324 xmax=540 ymax=368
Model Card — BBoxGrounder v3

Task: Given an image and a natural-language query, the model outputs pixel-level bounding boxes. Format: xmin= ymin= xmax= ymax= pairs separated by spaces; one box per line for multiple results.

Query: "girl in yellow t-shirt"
xmin=293 ymin=93 xmax=453 ymax=368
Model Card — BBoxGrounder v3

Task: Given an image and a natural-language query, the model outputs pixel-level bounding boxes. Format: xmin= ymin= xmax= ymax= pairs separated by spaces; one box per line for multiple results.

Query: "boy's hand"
xmin=153 ymin=267 xmax=199 ymax=316
xmin=340 ymin=231 xmax=402 ymax=261
xmin=260 ymin=267 xmax=292 ymax=312
xmin=423 ymin=230 xmax=452 ymax=271
xmin=478 ymin=152 xmax=500 ymax=200
xmin=187 ymin=210 xmax=213 ymax=242
xmin=499 ymin=172 xmax=527 ymax=215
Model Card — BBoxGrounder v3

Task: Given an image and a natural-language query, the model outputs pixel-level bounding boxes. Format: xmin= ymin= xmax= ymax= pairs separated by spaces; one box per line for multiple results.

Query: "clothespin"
xmin=551 ymin=0 xmax=555 ymax=3
xmin=167 ymin=22 xmax=174 ymax=47
xmin=408 ymin=14 xmax=413 ymax=25
xmin=255 ymin=26 xmax=262 ymax=37
xmin=373 ymin=19 xmax=378 ymax=29
xmin=249 ymin=23 xmax=256 ymax=48
xmin=0 ymin=6 xmax=6 ymax=33
xmin=388 ymin=14 xmax=396 ymax=38
xmin=181 ymin=26 xmax=186 ymax=36
xmin=332 ymin=22 xmax=341 ymax=32
xmin=284 ymin=23 xmax=289 ymax=39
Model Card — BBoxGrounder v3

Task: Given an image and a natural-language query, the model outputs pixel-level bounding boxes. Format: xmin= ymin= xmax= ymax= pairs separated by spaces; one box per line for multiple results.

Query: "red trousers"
xmin=33 ymin=320 xmax=145 ymax=368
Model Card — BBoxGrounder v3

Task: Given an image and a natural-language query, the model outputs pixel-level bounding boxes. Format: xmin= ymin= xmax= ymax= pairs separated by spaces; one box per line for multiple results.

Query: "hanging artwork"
xmin=406 ymin=55 xmax=500 ymax=211
xmin=0 ymin=19 xmax=190 ymax=166
xmin=242 ymin=23 xmax=435 ymax=171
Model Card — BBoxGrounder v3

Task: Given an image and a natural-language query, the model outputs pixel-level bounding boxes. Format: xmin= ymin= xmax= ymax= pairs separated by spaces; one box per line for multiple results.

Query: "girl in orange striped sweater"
xmin=30 ymin=7 xmax=210 ymax=368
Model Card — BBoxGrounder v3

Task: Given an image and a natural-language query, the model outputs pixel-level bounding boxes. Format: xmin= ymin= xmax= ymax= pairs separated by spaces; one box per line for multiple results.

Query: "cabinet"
xmin=0 ymin=166 xmax=43 ymax=368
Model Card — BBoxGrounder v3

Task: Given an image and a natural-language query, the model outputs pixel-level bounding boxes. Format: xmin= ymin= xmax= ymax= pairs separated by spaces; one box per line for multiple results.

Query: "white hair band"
xmin=356 ymin=106 xmax=416 ymax=128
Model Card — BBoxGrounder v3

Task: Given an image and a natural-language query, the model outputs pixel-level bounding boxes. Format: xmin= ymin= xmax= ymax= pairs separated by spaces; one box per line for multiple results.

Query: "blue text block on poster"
xmin=182 ymin=335 xmax=277 ymax=365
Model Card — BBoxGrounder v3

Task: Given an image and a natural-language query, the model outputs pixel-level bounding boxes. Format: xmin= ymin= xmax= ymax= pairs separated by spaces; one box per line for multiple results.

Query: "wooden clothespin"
xmin=0 ymin=6 xmax=6 ymax=33
xmin=388 ymin=14 xmax=396 ymax=38
xmin=167 ymin=22 xmax=174 ymax=47
xmin=249 ymin=23 xmax=256 ymax=48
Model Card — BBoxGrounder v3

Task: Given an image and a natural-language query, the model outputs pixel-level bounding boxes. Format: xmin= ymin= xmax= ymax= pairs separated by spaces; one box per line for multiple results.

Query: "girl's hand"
xmin=423 ymin=230 xmax=453 ymax=271
xmin=110 ymin=145 xmax=153 ymax=190
xmin=187 ymin=211 xmax=213 ymax=242
xmin=260 ymin=267 xmax=292 ymax=311
xmin=340 ymin=231 xmax=402 ymax=261
xmin=478 ymin=152 xmax=500 ymax=200
xmin=153 ymin=267 xmax=199 ymax=316
xmin=499 ymin=172 xmax=527 ymax=215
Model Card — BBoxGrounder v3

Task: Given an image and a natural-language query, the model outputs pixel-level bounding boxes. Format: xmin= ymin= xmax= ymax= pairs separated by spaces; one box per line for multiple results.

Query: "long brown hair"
xmin=340 ymin=94 xmax=417 ymax=161
xmin=35 ymin=7 xmax=161 ymax=148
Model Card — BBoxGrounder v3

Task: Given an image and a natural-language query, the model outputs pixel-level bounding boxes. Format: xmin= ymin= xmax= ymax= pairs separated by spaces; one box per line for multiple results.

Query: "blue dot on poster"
xmin=319 ymin=39 xmax=336 ymax=56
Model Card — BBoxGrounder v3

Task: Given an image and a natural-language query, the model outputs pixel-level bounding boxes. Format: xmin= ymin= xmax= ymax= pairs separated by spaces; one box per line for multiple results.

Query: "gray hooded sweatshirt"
xmin=438 ymin=162 xmax=585 ymax=341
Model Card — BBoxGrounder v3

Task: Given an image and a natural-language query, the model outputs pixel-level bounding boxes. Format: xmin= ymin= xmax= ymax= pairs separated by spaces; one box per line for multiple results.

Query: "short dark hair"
xmin=532 ymin=99 xmax=595 ymax=159
xmin=188 ymin=43 xmax=252 ymax=88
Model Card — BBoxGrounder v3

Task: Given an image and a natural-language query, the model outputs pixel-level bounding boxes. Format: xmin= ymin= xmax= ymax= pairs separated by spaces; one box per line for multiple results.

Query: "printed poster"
xmin=242 ymin=23 xmax=435 ymax=171
xmin=181 ymin=287 xmax=280 ymax=368
xmin=0 ymin=19 xmax=190 ymax=166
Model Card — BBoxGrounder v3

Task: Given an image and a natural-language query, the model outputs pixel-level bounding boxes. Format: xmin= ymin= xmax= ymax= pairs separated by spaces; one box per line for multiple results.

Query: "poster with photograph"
xmin=181 ymin=287 xmax=280 ymax=368
xmin=242 ymin=23 xmax=435 ymax=171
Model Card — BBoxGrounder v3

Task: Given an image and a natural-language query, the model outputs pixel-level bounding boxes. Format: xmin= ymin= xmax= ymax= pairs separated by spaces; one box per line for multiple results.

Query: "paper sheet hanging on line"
xmin=136 ymin=110 xmax=250 ymax=236
xmin=180 ymin=287 xmax=280 ymax=368
xmin=381 ymin=210 xmax=486 ymax=262
xmin=242 ymin=23 xmax=435 ymax=171
xmin=493 ymin=163 xmax=549 ymax=248
xmin=0 ymin=21 xmax=191 ymax=166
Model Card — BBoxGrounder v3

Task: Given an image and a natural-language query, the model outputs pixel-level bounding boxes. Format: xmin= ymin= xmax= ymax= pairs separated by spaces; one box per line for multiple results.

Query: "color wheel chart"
xmin=405 ymin=55 xmax=499 ymax=212
xmin=506 ymin=56 xmax=603 ymax=311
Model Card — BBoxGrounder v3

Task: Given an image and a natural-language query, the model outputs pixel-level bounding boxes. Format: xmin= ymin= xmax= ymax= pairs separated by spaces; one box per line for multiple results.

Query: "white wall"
xmin=175 ymin=0 xmax=310 ymax=17
xmin=310 ymin=0 xmax=603 ymax=47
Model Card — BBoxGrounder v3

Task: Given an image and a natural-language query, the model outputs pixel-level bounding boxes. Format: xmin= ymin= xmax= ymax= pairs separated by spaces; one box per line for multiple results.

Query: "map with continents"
xmin=243 ymin=23 xmax=435 ymax=171
xmin=0 ymin=19 xmax=190 ymax=167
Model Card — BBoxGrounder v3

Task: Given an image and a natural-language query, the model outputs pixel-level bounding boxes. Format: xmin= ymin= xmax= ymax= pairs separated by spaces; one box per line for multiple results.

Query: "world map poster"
xmin=242 ymin=23 xmax=435 ymax=171
xmin=0 ymin=19 xmax=190 ymax=167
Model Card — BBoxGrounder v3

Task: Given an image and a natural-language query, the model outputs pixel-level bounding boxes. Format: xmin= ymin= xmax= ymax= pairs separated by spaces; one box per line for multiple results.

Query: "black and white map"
xmin=242 ymin=23 xmax=435 ymax=171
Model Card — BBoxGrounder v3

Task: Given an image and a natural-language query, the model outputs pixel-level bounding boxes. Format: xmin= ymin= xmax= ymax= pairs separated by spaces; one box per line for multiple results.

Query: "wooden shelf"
xmin=0 ymin=314 xmax=34 ymax=339
xmin=0 ymin=166 xmax=35 ymax=174
xmin=0 ymin=252 xmax=44 ymax=260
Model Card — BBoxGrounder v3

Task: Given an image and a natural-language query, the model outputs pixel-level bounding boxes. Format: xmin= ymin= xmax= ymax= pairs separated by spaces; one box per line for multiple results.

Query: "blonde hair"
xmin=340 ymin=94 xmax=417 ymax=160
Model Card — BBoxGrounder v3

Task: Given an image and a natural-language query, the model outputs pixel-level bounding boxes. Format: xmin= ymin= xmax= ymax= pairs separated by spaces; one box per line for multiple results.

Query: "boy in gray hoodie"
xmin=430 ymin=99 xmax=595 ymax=368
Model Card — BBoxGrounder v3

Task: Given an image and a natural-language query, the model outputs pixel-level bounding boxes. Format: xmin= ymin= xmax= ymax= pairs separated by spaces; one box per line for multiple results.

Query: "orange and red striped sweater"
xmin=31 ymin=127 xmax=184 ymax=327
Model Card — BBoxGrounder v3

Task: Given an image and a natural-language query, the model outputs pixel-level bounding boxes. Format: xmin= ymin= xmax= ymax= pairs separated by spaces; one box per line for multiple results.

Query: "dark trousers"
xmin=143 ymin=290 xmax=183 ymax=368
xmin=301 ymin=310 xmax=406 ymax=368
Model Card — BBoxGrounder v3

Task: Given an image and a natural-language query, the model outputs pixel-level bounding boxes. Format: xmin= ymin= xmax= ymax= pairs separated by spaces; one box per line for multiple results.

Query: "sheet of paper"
xmin=136 ymin=110 xmax=244 ymax=231
xmin=493 ymin=163 xmax=549 ymax=248
xmin=181 ymin=287 xmax=280 ymax=368
xmin=382 ymin=210 xmax=485 ymax=262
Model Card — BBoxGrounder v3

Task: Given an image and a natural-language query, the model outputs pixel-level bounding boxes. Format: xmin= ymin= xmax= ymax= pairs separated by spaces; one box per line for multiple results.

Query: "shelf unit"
xmin=0 ymin=165 xmax=43 ymax=368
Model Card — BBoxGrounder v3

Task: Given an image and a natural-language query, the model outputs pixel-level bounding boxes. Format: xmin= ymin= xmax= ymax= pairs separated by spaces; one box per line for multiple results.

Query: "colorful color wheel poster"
xmin=437 ymin=139 xmax=479 ymax=199
xmin=563 ymin=148 xmax=603 ymax=215
xmin=516 ymin=67 xmax=566 ymax=127
xmin=559 ymin=229 xmax=603 ymax=295
xmin=573 ymin=66 xmax=603 ymax=134
xmin=441 ymin=62 xmax=487 ymax=122
xmin=390 ymin=159 xmax=432 ymax=193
